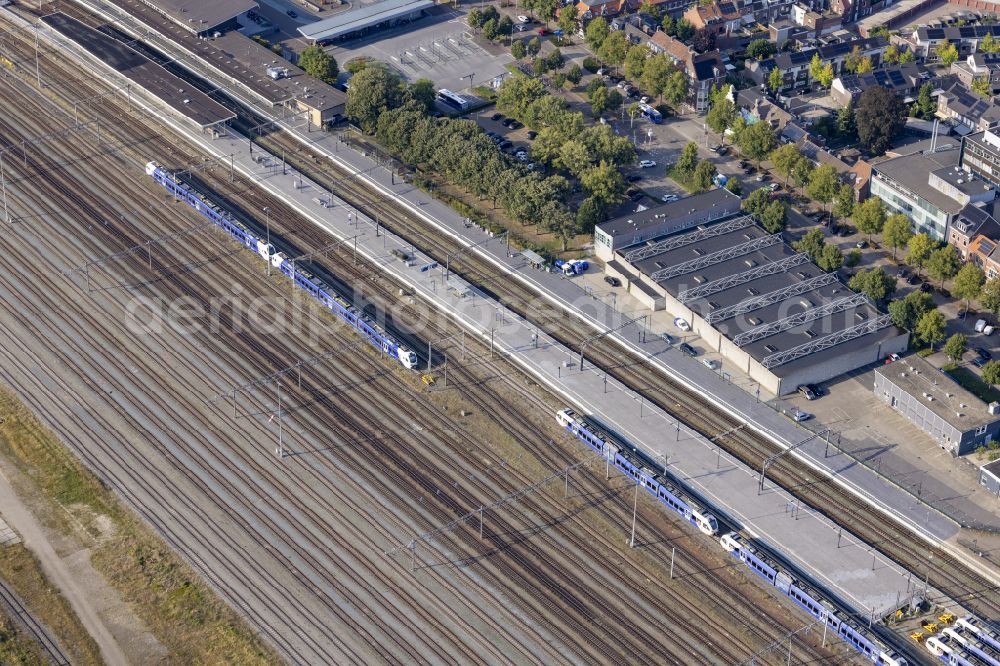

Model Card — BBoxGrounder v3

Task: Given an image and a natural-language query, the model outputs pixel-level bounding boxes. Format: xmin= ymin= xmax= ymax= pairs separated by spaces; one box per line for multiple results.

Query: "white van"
xmin=976 ymin=319 xmax=987 ymax=332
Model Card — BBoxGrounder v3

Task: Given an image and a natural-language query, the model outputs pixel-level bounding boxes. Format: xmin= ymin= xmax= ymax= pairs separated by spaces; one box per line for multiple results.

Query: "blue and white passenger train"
xmin=936 ymin=620 xmax=1000 ymax=666
xmin=556 ymin=407 xmax=910 ymax=666
xmin=145 ymin=162 xmax=419 ymax=369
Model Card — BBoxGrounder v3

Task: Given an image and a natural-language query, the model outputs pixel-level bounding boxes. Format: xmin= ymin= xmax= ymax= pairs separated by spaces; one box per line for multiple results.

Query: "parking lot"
xmin=326 ymin=7 xmax=513 ymax=91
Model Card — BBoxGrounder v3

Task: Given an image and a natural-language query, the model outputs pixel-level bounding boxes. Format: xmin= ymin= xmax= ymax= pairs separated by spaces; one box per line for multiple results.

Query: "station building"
xmin=596 ymin=190 xmax=908 ymax=396
xmin=136 ymin=0 xmax=259 ymax=36
xmin=874 ymin=355 xmax=1000 ymax=456
xmin=298 ymin=0 xmax=435 ymax=44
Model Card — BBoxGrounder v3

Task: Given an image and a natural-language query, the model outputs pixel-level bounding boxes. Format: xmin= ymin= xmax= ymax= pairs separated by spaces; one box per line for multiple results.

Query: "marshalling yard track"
xmin=0 ymin=8 xmax=865 ymax=665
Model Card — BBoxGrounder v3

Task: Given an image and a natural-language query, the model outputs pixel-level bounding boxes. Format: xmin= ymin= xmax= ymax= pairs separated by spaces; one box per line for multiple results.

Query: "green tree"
xmin=663 ymin=70 xmax=689 ymax=109
xmin=760 ymin=201 xmax=787 ymax=233
xmin=793 ymin=228 xmax=827 ymax=261
xmin=675 ymin=17 xmax=694 ymax=40
xmin=853 ymin=196 xmax=887 ymax=242
xmin=661 ymin=15 xmax=675 ymax=36
xmin=808 ymin=53 xmax=824 ymax=82
xmin=743 ymin=187 xmax=770 ymax=216
xmin=345 ymin=64 xmax=403 ymax=132
xmin=952 ymin=261 xmax=986 ymax=311
xmin=915 ymin=309 xmax=947 ymax=347
xmin=675 ymin=140 xmax=699 ymax=177
xmin=598 ymin=32 xmax=629 ymax=69
xmin=981 ymin=278 xmax=1000 ymax=315
xmin=845 ymin=46 xmax=865 ymax=74
xmin=907 ymin=232 xmax=935 ymax=276
xmin=899 ymin=48 xmax=915 ymax=64
xmin=482 ymin=18 xmax=499 ymax=42
xmin=546 ymin=48 xmax=565 ymax=70
xmin=915 ymin=82 xmax=936 ymax=120
xmin=792 ymin=158 xmax=814 ymax=196
xmin=983 ymin=360 xmax=1000 ymax=386
xmin=817 ymin=244 xmax=844 ymax=272
xmin=832 ymin=183 xmax=855 ymax=222
xmin=882 ymin=213 xmax=913 ymax=260
xmin=817 ymin=62 xmax=835 ymax=88
xmin=590 ymin=84 xmax=611 ymax=114
xmin=856 ymin=86 xmax=906 ymax=155
xmin=972 ymin=76 xmax=993 ymax=99
xmin=558 ymin=4 xmax=578 ymax=35
xmin=926 ymin=244 xmax=960 ymax=288
xmin=856 ymin=55 xmax=874 ymax=74
xmin=944 ymin=333 xmax=968 ymax=361
xmin=511 ymin=39 xmax=527 ymax=60
xmin=576 ymin=196 xmax=607 ymax=231
xmin=937 ymin=40 xmax=959 ymax=65
xmin=770 ymin=143 xmax=800 ymax=185
xmin=692 ymin=159 xmax=717 ymax=192
xmin=496 ymin=75 xmax=546 ymax=118
xmin=624 ymin=44 xmax=647 ymax=81
xmin=705 ymin=94 xmax=737 ymax=138
xmin=535 ymin=0 xmax=559 ymax=25
xmin=746 ymin=39 xmax=776 ymax=60
xmin=983 ymin=32 xmax=1000 ymax=54
xmin=640 ymin=53 xmax=672 ymax=99
xmin=884 ymin=44 xmax=901 ymax=64
xmin=768 ymin=67 xmax=784 ymax=94
xmin=888 ymin=290 xmax=934 ymax=330
xmin=848 ymin=266 xmax=896 ymax=303
xmin=807 ymin=164 xmax=839 ymax=212
xmin=299 ymin=44 xmax=339 ymax=84
xmin=585 ymin=17 xmax=609 ymax=50
xmin=527 ymin=36 xmax=542 ymax=57
xmin=406 ymin=78 xmax=436 ymax=113
xmin=565 ymin=63 xmax=583 ymax=84
xmin=580 ymin=160 xmax=625 ymax=202
xmin=737 ymin=121 xmax=776 ymax=167
xmin=836 ymin=103 xmax=856 ymax=138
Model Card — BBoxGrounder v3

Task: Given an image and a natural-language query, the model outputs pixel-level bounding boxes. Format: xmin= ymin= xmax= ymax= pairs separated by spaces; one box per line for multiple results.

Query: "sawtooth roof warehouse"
xmin=596 ymin=190 xmax=909 ymax=396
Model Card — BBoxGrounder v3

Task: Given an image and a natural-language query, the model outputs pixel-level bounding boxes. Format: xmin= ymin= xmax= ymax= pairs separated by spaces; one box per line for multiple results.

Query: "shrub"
xmin=583 ymin=56 xmax=600 ymax=73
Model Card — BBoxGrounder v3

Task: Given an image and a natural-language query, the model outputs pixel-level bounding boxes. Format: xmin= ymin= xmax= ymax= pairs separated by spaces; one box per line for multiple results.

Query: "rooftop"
xmin=872 ymin=149 xmax=967 ymax=215
xmin=766 ymin=36 xmax=887 ymax=70
xmin=916 ymin=24 xmax=1000 ymax=43
xmin=941 ymin=81 xmax=1000 ymax=128
xmin=298 ymin=0 xmax=435 ymax=42
xmin=598 ymin=189 xmax=740 ymax=237
xmin=983 ymin=458 xmax=1000 ymax=479
xmin=41 ymin=12 xmax=234 ymax=128
xmin=139 ymin=0 xmax=256 ymax=33
xmin=618 ymin=215 xmax=898 ymax=376
xmin=876 ymin=355 xmax=1000 ymax=431
xmin=834 ymin=64 xmax=930 ymax=96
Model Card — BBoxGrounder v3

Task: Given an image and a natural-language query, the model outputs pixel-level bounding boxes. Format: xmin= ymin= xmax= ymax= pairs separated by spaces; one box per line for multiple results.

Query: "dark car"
xmin=527 ymin=130 xmax=537 ymax=140
xmin=976 ymin=347 xmax=993 ymax=360
xmin=502 ymin=118 xmax=515 ymax=127
xmin=491 ymin=112 xmax=503 ymax=121
xmin=678 ymin=342 xmax=698 ymax=357
xmin=973 ymin=356 xmax=989 ymax=368
xmin=717 ymin=145 xmax=730 ymax=155
xmin=907 ymin=274 xmax=921 ymax=285
xmin=499 ymin=139 xmax=513 ymax=149
xmin=627 ymin=174 xmax=643 ymax=182
xmin=510 ymin=120 xmax=523 ymax=129
xmin=920 ymin=282 xmax=934 ymax=292
xmin=660 ymin=332 xmax=677 ymax=345
xmin=628 ymin=190 xmax=644 ymax=202
xmin=898 ymin=267 xmax=910 ymax=279
xmin=604 ymin=276 xmax=622 ymax=287
xmin=287 ymin=9 xmax=298 ymax=17
xmin=798 ymin=385 xmax=818 ymax=400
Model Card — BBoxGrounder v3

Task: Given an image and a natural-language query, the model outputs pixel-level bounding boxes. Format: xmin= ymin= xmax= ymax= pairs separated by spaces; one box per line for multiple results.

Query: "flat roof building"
xmin=42 ymin=12 xmax=234 ymax=128
xmin=598 ymin=194 xmax=907 ymax=396
xmin=981 ymin=458 xmax=1000 ymax=498
xmin=874 ymin=355 xmax=1000 ymax=456
xmin=137 ymin=0 xmax=257 ymax=35
xmin=298 ymin=0 xmax=434 ymax=44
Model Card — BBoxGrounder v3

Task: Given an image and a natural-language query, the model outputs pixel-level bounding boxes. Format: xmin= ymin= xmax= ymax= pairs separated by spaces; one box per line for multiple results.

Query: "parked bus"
xmin=639 ymin=102 xmax=662 ymax=124
xmin=436 ymin=89 xmax=469 ymax=111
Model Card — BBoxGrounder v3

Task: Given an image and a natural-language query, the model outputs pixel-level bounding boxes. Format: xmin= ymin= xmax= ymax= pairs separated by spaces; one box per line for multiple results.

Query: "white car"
xmin=517 ymin=14 xmax=530 ymax=22
xmin=639 ymin=159 xmax=657 ymax=168
xmin=661 ymin=193 xmax=679 ymax=202
xmin=640 ymin=96 xmax=650 ymax=104
xmin=702 ymin=358 xmax=720 ymax=370
xmin=792 ymin=410 xmax=813 ymax=422
xmin=674 ymin=317 xmax=690 ymax=332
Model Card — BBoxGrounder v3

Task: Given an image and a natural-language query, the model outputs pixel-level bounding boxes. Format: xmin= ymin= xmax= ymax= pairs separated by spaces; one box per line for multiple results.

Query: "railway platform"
xmin=158 ymin=120 xmax=954 ymax=620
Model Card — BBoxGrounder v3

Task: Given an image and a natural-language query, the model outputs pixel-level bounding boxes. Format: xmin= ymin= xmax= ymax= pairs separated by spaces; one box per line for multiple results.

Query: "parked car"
xmin=920 ymin=282 xmax=933 ymax=292
xmin=627 ymin=174 xmax=643 ymax=183
xmin=604 ymin=276 xmax=622 ymax=287
xmin=716 ymin=146 xmax=729 ymax=155
xmin=792 ymin=410 xmax=813 ymax=422
xmin=537 ymin=28 xmax=548 ymax=35
xmin=639 ymin=159 xmax=657 ymax=168
xmin=627 ymin=189 xmax=644 ymax=201
xmin=674 ymin=317 xmax=691 ymax=331
xmin=526 ymin=130 xmax=537 ymax=140
xmin=756 ymin=173 xmax=770 ymax=182
xmin=976 ymin=347 xmax=992 ymax=360
xmin=517 ymin=14 xmax=530 ymax=22
xmin=855 ymin=240 xmax=868 ymax=249
xmin=702 ymin=358 xmax=720 ymax=370
xmin=906 ymin=274 xmax=921 ymax=285
xmin=502 ymin=118 xmax=515 ymax=127
xmin=491 ymin=112 xmax=503 ymax=121
xmin=661 ymin=193 xmax=679 ymax=202
xmin=678 ymin=342 xmax=698 ymax=357
xmin=499 ymin=140 xmax=513 ymax=149
xmin=660 ymin=332 xmax=677 ymax=345
xmin=287 ymin=9 xmax=298 ymax=17
xmin=510 ymin=120 xmax=523 ymax=130
xmin=798 ymin=385 xmax=818 ymax=400
xmin=897 ymin=267 xmax=910 ymax=279
xmin=768 ymin=182 xmax=779 ymax=192
xmin=973 ymin=356 xmax=989 ymax=368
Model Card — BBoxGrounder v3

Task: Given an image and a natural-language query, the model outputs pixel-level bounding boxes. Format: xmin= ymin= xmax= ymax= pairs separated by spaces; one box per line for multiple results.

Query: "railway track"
xmin=0 ymin=22 xmax=851 ymax=665
xmin=0 ymin=578 xmax=70 ymax=666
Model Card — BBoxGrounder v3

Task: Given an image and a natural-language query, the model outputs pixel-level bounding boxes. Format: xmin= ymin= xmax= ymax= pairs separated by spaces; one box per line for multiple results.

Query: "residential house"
xmin=951 ymin=53 xmax=1000 ymax=95
xmin=748 ymin=35 xmax=888 ymax=91
xmin=830 ymin=64 xmax=934 ymax=107
xmin=910 ymin=24 xmax=1000 ymax=59
xmin=790 ymin=4 xmax=841 ymax=36
xmin=683 ymin=1 xmax=744 ymax=37
xmin=968 ymin=233 xmax=1000 ymax=279
xmin=870 ymin=147 xmax=995 ymax=241
xmin=830 ymin=0 xmax=889 ymax=24
xmin=575 ymin=0 xmax=626 ymax=19
xmin=737 ymin=87 xmax=794 ymax=130
xmin=937 ymin=80 xmax=1000 ymax=133
xmin=947 ymin=200 xmax=1000 ymax=259
xmin=649 ymin=31 xmax=726 ymax=112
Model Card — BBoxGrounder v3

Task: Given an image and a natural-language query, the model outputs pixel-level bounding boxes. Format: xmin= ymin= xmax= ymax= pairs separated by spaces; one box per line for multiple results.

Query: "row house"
xmin=830 ymin=63 xmax=934 ymax=107
xmin=951 ymin=53 xmax=1000 ymax=95
xmin=747 ymin=35 xmax=888 ymax=91
xmin=937 ymin=79 xmax=1000 ymax=133
xmin=830 ymin=0 xmax=890 ymax=24
xmin=910 ymin=24 xmax=1000 ymax=59
xmin=648 ymin=30 xmax=726 ymax=112
xmin=682 ymin=1 xmax=744 ymax=37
